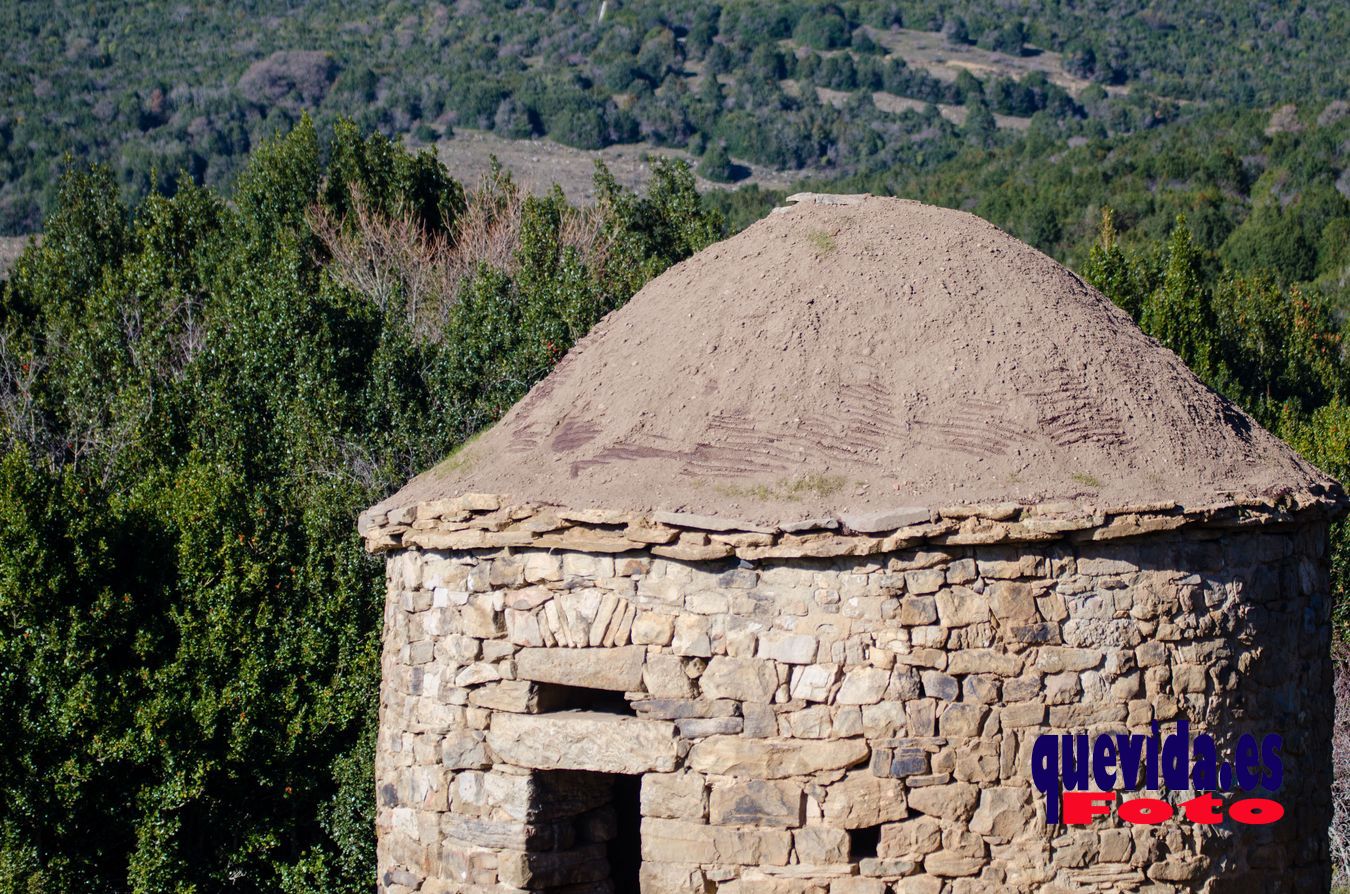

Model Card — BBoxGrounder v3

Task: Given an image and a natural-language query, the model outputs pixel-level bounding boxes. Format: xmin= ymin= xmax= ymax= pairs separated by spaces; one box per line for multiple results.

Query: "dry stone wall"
xmin=376 ymin=522 xmax=1331 ymax=894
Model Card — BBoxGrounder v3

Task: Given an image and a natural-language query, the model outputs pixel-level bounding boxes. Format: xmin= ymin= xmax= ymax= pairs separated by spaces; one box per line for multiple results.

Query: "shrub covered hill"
xmin=3 ymin=0 xmax=1348 ymax=232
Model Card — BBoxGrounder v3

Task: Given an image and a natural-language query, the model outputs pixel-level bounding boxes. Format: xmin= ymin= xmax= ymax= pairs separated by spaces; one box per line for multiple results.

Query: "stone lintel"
xmin=487 ymin=711 xmax=678 ymax=774
xmin=515 ymin=646 xmax=646 ymax=692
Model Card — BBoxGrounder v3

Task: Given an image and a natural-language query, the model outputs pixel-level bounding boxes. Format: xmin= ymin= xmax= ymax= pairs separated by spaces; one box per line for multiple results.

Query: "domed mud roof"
xmin=364 ymin=194 xmax=1342 ymax=530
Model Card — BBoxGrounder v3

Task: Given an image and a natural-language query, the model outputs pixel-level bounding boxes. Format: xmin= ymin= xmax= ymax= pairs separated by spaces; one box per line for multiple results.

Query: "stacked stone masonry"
xmin=373 ymin=498 xmax=1333 ymax=894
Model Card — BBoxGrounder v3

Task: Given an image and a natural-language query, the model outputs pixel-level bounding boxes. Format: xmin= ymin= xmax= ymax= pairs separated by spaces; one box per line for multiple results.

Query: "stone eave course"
xmin=357 ymin=486 xmax=1349 ymax=558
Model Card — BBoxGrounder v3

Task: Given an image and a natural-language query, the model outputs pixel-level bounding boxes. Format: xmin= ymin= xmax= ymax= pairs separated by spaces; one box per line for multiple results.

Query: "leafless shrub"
xmin=0 ymin=330 xmax=44 ymax=454
xmin=310 ymin=173 xmax=522 ymax=340
xmin=169 ymin=295 xmax=206 ymax=374
xmin=1332 ymin=644 xmax=1350 ymax=887
xmin=439 ymin=170 xmax=527 ymax=291
xmin=311 ymin=196 xmax=450 ymax=337
xmin=311 ymin=170 xmax=615 ymax=343
xmin=237 ymin=50 xmax=337 ymax=106
xmin=560 ymin=201 xmax=612 ymax=279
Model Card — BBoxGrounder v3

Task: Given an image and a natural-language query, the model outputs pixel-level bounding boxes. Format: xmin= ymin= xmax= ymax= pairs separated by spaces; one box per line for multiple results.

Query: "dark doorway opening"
xmin=533 ymin=769 xmax=643 ymax=892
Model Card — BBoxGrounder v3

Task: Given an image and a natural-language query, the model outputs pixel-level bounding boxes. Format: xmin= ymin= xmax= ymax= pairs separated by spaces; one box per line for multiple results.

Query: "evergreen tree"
xmin=1140 ymin=216 xmax=1220 ymax=383
xmin=698 ymin=141 xmax=734 ymax=182
xmin=963 ymin=98 xmax=996 ymax=146
xmin=1083 ymin=208 xmax=1148 ymax=319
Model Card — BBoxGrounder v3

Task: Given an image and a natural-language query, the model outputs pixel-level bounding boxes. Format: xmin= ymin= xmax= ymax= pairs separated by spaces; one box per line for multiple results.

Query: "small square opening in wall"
xmin=535 ymin=682 xmax=636 ymax=715
xmin=848 ymin=825 xmax=882 ymax=861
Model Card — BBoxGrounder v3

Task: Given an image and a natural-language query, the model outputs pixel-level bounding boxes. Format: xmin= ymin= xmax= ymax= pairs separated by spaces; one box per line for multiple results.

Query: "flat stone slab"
xmin=652 ymin=511 xmax=777 ymax=534
xmin=839 ymin=507 xmax=932 ymax=534
xmin=514 ymin=646 xmax=646 ymax=692
xmin=687 ymin=736 xmax=869 ymax=778
xmin=487 ymin=710 xmax=679 ymax=774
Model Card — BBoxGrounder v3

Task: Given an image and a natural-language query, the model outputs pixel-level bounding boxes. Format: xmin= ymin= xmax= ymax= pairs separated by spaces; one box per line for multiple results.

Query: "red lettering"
xmin=1062 ymin=791 xmax=1116 ymax=824
xmin=1180 ymin=793 xmax=1224 ymax=824
xmin=1119 ymin=797 xmax=1173 ymax=825
xmin=1228 ymin=798 xmax=1284 ymax=825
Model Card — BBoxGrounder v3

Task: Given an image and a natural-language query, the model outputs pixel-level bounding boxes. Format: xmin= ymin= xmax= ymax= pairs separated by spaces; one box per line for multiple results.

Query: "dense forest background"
xmin=2 ymin=1 xmax=1350 ymax=891
xmin=4 ymin=0 xmax=1348 ymax=233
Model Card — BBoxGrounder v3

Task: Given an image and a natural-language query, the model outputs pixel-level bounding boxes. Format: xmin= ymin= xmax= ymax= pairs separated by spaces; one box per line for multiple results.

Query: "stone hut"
xmin=359 ymin=195 xmax=1345 ymax=893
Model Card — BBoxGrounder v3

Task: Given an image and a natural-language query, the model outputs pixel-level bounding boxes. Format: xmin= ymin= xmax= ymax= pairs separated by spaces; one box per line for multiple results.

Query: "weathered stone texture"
xmin=375 ymin=523 xmax=1333 ymax=893
xmin=486 ymin=711 xmax=678 ymax=774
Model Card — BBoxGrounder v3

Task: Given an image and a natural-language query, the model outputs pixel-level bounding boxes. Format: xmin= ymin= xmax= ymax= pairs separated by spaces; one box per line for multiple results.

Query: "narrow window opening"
xmin=849 ymin=825 xmax=882 ymax=861
xmin=535 ymin=682 xmax=636 ymax=715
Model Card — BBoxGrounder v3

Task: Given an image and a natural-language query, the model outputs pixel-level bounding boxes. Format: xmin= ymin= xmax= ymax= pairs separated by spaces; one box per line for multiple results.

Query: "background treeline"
xmin=708 ymin=98 xmax=1350 ymax=327
xmin=0 ymin=118 xmax=720 ymax=892
xmin=817 ymin=101 xmax=1350 ymax=309
xmin=1081 ymin=213 xmax=1350 ymax=620
xmin=4 ymin=0 xmax=1347 ymax=232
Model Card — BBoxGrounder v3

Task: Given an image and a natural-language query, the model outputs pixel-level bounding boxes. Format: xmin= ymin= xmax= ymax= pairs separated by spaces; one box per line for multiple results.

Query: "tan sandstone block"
xmin=486 ymin=711 xmax=677 ymax=774
xmin=945 ymin=649 xmax=1021 ymax=676
xmin=642 ymin=818 xmax=792 ymax=866
xmin=792 ymin=825 xmax=850 ymax=863
xmin=935 ymin=587 xmax=989 ymax=627
xmin=688 ymin=736 xmax=870 ymax=778
xmin=892 ymin=879 xmax=943 ymax=894
xmin=643 ymin=653 xmax=697 ymax=698
xmin=641 ymin=772 xmax=708 ymax=820
xmin=639 ymin=862 xmax=707 ymax=893
xmin=717 ymin=877 xmax=827 ymax=894
xmin=710 ymin=779 xmax=805 ymax=827
xmin=631 ymin=612 xmax=676 ymax=645
xmin=938 ymin=703 xmax=988 ymax=737
xmin=879 ymin=816 xmax=943 ymax=859
xmin=924 ymin=850 xmax=983 ymax=877
xmin=822 ymin=772 xmax=908 ymax=826
xmin=701 ymin=656 xmax=780 ymax=703
xmin=514 ymin=646 xmax=645 ymax=692
xmin=790 ymin=664 xmax=841 ymax=702
xmin=907 ymin=783 xmax=978 ymax=822
xmin=835 ymin=667 xmax=890 ymax=705
xmin=989 ymin=581 xmax=1039 ymax=623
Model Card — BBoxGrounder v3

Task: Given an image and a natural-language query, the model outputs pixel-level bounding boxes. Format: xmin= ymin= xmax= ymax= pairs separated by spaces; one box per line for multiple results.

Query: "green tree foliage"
xmin=832 ymin=101 xmax=1350 ymax=318
xmin=1084 ymin=209 xmax=1347 ymax=424
xmin=963 ymin=99 xmax=997 ymax=147
xmin=1140 ymin=218 xmax=1219 ymax=382
xmin=699 ymin=142 xmax=735 ymax=183
xmin=1081 ymin=209 xmax=1145 ymax=318
xmin=1082 ymin=208 xmax=1350 ymax=625
xmin=794 ymin=7 xmax=852 ymax=50
xmin=1284 ymin=404 xmax=1350 ymax=626
xmin=0 ymin=119 xmax=721 ymax=892
xmin=7 ymin=0 xmax=1343 ymax=234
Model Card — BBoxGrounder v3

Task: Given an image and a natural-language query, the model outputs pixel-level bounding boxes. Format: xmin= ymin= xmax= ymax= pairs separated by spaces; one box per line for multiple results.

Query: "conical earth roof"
xmin=365 ymin=194 xmax=1340 ymax=530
